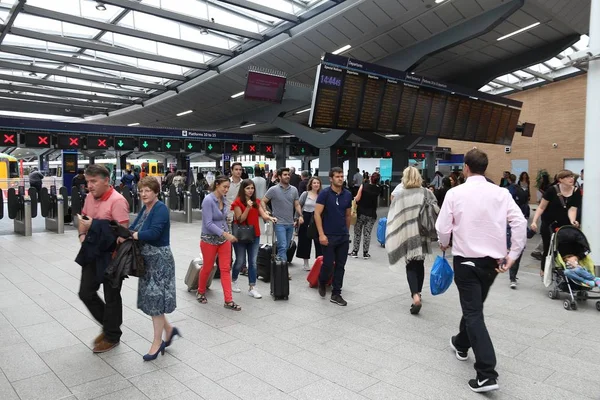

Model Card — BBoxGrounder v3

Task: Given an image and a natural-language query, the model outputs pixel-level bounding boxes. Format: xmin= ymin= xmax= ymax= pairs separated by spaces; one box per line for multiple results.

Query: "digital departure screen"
xmin=309 ymin=54 xmax=523 ymax=145
xmin=244 ymin=71 xmax=286 ymax=103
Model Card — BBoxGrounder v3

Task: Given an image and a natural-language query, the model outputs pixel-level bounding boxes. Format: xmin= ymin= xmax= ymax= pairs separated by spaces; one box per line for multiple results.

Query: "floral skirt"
xmin=137 ymin=244 xmax=177 ymax=316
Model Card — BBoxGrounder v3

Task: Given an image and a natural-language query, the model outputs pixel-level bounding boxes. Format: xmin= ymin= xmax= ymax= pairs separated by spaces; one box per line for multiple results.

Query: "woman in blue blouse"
xmin=130 ymin=177 xmax=180 ymax=360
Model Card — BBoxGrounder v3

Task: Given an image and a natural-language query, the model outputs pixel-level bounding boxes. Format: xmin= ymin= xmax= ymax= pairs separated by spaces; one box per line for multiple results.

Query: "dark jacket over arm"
xmin=75 ymin=219 xmax=118 ymax=284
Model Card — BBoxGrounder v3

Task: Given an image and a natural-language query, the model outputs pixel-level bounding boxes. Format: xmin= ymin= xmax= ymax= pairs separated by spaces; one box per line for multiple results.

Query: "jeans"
xmin=199 ymin=240 xmax=233 ymax=303
xmin=319 ymin=234 xmax=349 ymax=295
xmin=274 ymin=224 xmax=294 ymax=262
xmin=453 ymin=256 xmax=499 ymax=381
xmin=564 ymin=266 xmax=598 ymax=284
xmin=78 ymin=262 xmax=123 ymax=343
xmin=406 ymin=259 xmax=425 ymax=296
xmin=232 ymin=236 xmax=260 ymax=286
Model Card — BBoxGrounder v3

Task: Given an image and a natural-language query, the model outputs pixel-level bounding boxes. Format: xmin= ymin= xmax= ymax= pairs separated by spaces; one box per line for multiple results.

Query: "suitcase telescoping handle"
xmin=271 ymin=221 xmax=277 ymax=258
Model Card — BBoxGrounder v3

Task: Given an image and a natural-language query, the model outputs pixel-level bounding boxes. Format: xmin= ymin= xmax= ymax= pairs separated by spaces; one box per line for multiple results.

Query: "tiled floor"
xmin=1 ymin=209 xmax=599 ymax=400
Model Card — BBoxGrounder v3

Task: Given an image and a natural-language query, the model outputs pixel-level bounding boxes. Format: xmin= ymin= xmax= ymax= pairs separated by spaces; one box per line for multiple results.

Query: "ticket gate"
xmin=189 ymin=184 xmax=203 ymax=220
xmin=39 ymin=186 xmax=65 ymax=234
xmin=121 ymin=186 xmax=140 ymax=214
xmin=7 ymin=186 xmax=34 ymax=236
xmin=164 ymin=184 xmax=192 ymax=223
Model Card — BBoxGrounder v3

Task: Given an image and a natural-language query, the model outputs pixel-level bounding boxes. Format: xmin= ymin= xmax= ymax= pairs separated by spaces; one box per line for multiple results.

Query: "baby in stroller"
xmin=563 ymin=254 xmax=600 ymax=288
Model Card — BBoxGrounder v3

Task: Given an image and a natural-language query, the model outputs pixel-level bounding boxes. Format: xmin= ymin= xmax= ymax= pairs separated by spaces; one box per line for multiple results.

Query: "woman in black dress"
xmin=530 ymin=169 xmax=581 ymax=274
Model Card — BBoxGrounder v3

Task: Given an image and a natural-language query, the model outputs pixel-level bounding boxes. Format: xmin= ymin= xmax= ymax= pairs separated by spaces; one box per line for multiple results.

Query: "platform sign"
xmin=244 ymin=142 xmax=258 ymax=154
xmin=225 ymin=142 xmax=240 ymax=154
xmin=162 ymin=139 xmax=182 ymax=152
xmin=260 ymin=143 xmax=274 ymax=157
xmin=0 ymin=132 xmax=17 ymax=146
xmin=24 ymin=133 xmax=52 ymax=148
xmin=114 ymin=136 xmax=137 ymax=151
xmin=87 ymin=136 xmax=110 ymax=150
xmin=184 ymin=140 xmax=202 ymax=152
xmin=56 ymin=135 xmax=83 ymax=149
xmin=205 ymin=141 xmax=223 ymax=154
xmin=138 ymin=138 xmax=160 ymax=152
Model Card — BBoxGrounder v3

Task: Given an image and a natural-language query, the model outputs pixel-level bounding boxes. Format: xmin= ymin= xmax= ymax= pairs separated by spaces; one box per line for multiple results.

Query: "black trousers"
xmin=453 ymin=256 xmax=498 ymax=380
xmin=78 ymin=263 xmax=123 ymax=343
xmin=540 ymin=223 xmax=552 ymax=271
xmin=509 ymin=252 xmax=523 ymax=281
xmin=296 ymin=211 xmax=322 ymax=259
xmin=406 ymin=259 xmax=425 ymax=296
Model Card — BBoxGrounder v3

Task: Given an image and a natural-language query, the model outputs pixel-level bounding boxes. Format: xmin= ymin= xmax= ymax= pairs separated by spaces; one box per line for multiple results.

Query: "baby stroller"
xmin=544 ymin=225 xmax=600 ymax=311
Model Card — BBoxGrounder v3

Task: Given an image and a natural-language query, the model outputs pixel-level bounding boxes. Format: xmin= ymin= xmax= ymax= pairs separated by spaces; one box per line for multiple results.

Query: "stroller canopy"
xmin=555 ymin=226 xmax=591 ymax=260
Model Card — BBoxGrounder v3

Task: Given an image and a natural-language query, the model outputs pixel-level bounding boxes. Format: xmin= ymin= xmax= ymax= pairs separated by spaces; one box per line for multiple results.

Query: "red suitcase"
xmin=307 ymin=256 xmax=334 ymax=288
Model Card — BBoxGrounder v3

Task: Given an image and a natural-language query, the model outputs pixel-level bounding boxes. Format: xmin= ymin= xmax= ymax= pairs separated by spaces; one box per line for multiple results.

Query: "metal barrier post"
xmin=184 ymin=192 xmax=192 ymax=223
xmin=14 ymin=198 xmax=32 ymax=236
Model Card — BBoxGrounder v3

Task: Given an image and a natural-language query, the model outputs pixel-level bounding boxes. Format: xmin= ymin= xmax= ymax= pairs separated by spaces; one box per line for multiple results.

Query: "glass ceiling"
xmin=0 ymin=0 xmax=331 ymax=120
xmin=480 ymin=35 xmax=590 ymax=95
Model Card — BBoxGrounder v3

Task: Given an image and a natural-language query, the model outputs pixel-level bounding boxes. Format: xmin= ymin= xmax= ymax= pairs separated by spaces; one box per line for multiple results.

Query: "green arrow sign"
xmin=188 ymin=143 xmax=193 ymax=150
xmin=207 ymin=144 xmax=213 ymax=151
xmin=166 ymin=142 xmax=172 ymax=149
xmin=301 ymin=147 xmax=306 ymax=154
xmin=142 ymin=141 xmax=148 ymax=148
xmin=343 ymin=149 xmax=348 ymax=155
xmin=117 ymin=140 xmax=124 ymax=147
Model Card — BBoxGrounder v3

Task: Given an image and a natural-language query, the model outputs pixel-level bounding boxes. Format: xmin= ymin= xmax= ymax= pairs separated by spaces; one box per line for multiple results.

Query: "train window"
xmin=151 ymin=166 xmax=157 ymax=174
xmin=158 ymin=163 xmax=165 ymax=174
xmin=9 ymin=161 xmax=19 ymax=178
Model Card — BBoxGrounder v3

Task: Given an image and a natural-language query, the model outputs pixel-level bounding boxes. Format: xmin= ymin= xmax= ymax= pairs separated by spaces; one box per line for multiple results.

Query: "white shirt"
xmin=252 ymin=176 xmax=267 ymax=201
xmin=226 ymin=177 xmax=242 ymax=218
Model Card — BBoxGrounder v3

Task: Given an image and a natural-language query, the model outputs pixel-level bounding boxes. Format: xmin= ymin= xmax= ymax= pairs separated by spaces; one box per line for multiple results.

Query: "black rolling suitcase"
xmin=269 ymin=226 xmax=289 ymax=300
xmin=286 ymin=240 xmax=297 ymax=264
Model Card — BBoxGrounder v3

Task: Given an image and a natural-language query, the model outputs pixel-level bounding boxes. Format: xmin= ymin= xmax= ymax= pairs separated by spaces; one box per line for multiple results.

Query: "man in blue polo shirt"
xmin=314 ymin=167 xmax=353 ymax=306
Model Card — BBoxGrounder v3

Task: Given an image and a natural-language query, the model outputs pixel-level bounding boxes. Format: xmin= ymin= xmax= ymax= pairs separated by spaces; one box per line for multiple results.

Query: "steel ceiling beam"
xmin=0 ymin=98 xmax=89 ymax=117
xmin=0 ymin=45 xmax=187 ymax=81
xmin=22 ymin=5 xmax=234 ymax=57
xmin=522 ymin=67 xmax=554 ymax=81
xmin=215 ymin=0 xmax=299 ymax=23
xmin=492 ymin=78 xmax=523 ymax=90
xmin=0 ymin=83 xmax=136 ymax=104
xmin=0 ymin=94 xmax=113 ymax=112
xmin=0 ymin=91 xmax=120 ymax=109
xmin=9 ymin=27 xmax=209 ymax=70
xmin=0 ymin=60 xmax=165 ymax=90
xmin=0 ymin=0 xmax=25 ymax=45
xmin=100 ymin=0 xmax=263 ymax=40
xmin=0 ymin=73 xmax=149 ymax=98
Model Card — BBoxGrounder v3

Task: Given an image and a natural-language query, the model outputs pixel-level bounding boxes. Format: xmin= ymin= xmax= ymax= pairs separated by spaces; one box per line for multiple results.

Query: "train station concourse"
xmin=0 ymin=0 xmax=599 ymax=399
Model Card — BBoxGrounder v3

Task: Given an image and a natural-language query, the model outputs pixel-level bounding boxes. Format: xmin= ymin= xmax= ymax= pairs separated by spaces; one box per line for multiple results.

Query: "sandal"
xmin=224 ymin=301 xmax=241 ymax=311
xmin=197 ymin=293 xmax=207 ymax=304
xmin=410 ymin=303 xmax=422 ymax=315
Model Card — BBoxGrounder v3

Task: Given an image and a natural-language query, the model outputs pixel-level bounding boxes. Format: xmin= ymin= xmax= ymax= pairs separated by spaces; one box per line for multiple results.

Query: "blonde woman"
xmin=386 ymin=167 xmax=438 ymax=315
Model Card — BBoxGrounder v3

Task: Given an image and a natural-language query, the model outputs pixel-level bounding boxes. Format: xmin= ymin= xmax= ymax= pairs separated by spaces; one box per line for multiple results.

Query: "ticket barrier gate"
xmin=40 ymin=186 xmax=65 ymax=234
xmin=6 ymin=186 xmax=35 ymax=236
xmin=121 ymin=187 xmax=141 ymax=214
xmin=189 ymin=184 xmax=203 ymax=221
xmin=164 ymin=184 xmax=192 ymax=223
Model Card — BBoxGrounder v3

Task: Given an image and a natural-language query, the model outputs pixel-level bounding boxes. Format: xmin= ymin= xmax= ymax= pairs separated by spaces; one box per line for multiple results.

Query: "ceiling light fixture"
xmin=29 ymin=72 xmax=37 ymax=77
xmin=230 ymin=91 xmax=245 ymax=98
xmin=497 ymin=22 xmax=540 ymax=41
xmin=332 ymin=44 xmax=351 ymax=55
xmin=176 ymin=110 xmax=193 ymax=116
xmin=127 ymin=122 xmax=140 ymax=126
xmin=295 ymin=108 xmax=311 ymax=114
xmin=385 ymin=134 xmax=400 ymax=137
xmin=95 ymin=2 xmax=107 ymax=11
xmin=200 ymin=28 xmax=209 ymax=35
xmin=240 ymin=123 xmax=256 ymax=128
xmin=434 ymin=0 xmax=448 ymax=4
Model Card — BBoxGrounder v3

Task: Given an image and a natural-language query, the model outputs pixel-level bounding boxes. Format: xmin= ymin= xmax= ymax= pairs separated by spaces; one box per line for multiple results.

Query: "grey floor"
xmin=1 ymin=209 xmax=599 ymax=400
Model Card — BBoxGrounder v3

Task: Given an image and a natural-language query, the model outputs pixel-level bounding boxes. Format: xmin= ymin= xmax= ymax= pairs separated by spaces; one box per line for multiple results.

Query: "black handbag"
xmin=307 ymin=215 xmax=318 ymax=239
xmin=232 ymin=222 xmax=255 ymax=243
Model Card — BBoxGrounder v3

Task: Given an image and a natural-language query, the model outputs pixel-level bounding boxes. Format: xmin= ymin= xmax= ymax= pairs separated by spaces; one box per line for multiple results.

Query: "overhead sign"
xmin=260 ymin=143 xmax=274 ymax=157
xmin=205 ymin=141 xmax=223 ymax=154
xmin=162 ymin=139 xmax=182 ymax=152
xmin=138 ymin=138 xmax=161 ymax=152
xmin=225 ymin=142 xmax=240 ymax=154
xmin=382 ymin=150 xmax=393 ymax=159
xmin=0 ymin=132 xmax=17 ymax=146
xmin=410 ymin=151 xmax=427 ymax=160
xmin=184 ymin=140 xmax=202 ymax=152
xmin=87 ymin=136 xmax=110 ymax=150
xmin=24 ymin=133 xmax=52 ymax=148
xmin=309 ymin=53 xmax=523 ymax=146
xmin=114 ymin=136 xmax=137 ymax=151
xmin=56 ymin=135 xmax=83 ymax=149
xmin=244 ymin=142 xmax=258 ymax=154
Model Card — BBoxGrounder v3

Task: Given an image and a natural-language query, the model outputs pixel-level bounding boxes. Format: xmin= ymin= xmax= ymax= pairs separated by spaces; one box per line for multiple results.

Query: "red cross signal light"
xmin=260 ymin=143 xmax=274 ymax=157
xmin=38 ymin=136 xmax=49 ymax=145
xmin=0 ymin=133 xmax=16 ymax=145
xmin=87 ymin=136 xmax=110 ymax=150
xmin=383 ymin=151 xmax=393 ymax=158
xmin=410 ymin=152 xmax=426 ymax=160
xmin=243 ymin=143 xmax=258 ymax=154
xmin=69 ymin=137 xmax=79 ymax=146
xmin=97 ymin=139 xmax=107 ymax=147
xmin=24 ymin=133 xmax=52 ymax=148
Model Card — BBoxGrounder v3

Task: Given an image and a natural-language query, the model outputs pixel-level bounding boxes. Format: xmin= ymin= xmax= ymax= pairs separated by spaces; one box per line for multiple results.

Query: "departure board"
xmin=309 ymin=53 xmax=523 ymax=145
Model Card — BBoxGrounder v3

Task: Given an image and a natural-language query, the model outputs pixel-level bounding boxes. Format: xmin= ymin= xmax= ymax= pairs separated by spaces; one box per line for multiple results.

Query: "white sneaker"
xmin=231 ymin=281 xmax=241 ymax=293
xmin=248 ymin=288 xmax=262 ymax=299
xmin=303 ymin=260 xmax=311 ymax=271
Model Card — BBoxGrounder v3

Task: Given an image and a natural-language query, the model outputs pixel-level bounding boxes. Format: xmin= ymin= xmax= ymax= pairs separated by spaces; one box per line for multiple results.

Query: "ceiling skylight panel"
xmin=13 ymin=14 xmax=101 ymax=38
xmin=154 ymin=0 xmax=208 ymax=19
xmin=156 ymin=43 xmax=207 ymax=64
xmin=102 ymin=33 xmax=157 ymax=54
xmin=179 ymin=24 xmax=238 ymax=50
xmin=207 ymin=5 xmax=262 ymax=34
xmin=3 ymin=35 xmax=81 ymax=53
xmin=26 ymin=0 xmax=124 ymax=23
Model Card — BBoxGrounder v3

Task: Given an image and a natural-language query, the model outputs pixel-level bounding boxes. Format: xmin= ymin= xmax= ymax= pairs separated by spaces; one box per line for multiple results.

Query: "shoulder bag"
xmin=232 ymin=203 xmax=256 ymax=243
xmin=418 ymin=188 xmax=440 ymax=241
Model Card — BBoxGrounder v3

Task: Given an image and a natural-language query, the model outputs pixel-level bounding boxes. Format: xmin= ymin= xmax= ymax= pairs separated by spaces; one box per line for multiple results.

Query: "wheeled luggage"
xmin=306 ymin=256 xmax=334 ymax=288
xmin=287 ymin=240 xmax=297 ymax=264
xmin=185 ymin=256 xmax=217 ymax=292
xmin=377 ymin=217 xmax=387 ymax=247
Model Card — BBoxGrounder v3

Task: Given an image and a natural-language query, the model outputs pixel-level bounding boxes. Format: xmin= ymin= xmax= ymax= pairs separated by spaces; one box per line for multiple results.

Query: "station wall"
xmin=438 ymin=74 xmax=586 ymax=185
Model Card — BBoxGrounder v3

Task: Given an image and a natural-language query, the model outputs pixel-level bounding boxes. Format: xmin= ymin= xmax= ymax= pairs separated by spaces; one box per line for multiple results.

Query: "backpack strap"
xmin=554 ymin=185 xmax=567 ymax=208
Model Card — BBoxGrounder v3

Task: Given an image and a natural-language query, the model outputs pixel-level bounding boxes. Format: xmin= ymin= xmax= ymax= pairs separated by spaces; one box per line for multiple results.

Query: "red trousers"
xmin=199 ymin=240 xmax=233 ymax=303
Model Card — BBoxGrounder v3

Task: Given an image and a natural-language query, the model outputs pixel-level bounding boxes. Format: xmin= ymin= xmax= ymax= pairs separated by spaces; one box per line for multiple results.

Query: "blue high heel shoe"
xmin=143 ymin=341 xmax=166 ymax=361
xmin=165 ymin=327 xmax=181 ymax=347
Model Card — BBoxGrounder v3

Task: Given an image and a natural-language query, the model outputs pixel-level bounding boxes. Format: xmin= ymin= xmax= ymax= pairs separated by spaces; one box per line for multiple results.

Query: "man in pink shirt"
xmin=435 ymin=149 xmax=526 ymax=393
xmin=77 ymin=164 xmax=130 ymax=353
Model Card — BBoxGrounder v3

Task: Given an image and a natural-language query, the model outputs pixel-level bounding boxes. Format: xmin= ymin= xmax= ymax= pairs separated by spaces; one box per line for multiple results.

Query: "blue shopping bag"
xmin=430 ymin=253 xmax=453 ymax=295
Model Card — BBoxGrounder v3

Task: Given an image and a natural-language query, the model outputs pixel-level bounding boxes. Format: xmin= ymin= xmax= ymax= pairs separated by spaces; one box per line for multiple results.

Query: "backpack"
xmin=509 ymin=184 xmax=528 ymax=206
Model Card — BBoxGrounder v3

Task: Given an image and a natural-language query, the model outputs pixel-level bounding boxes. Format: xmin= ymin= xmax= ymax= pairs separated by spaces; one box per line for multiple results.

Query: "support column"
xmin=583 ymin=0 xmax=600 ymax=264
xmin=425 ymin=152 xmax=436 ymax=183
xmin=348 ymin=151 xmax=358 ymax=185
xmin=390 ymin=151 xmax=409 ymax=187
xmin=317 ymin=148 xmax=337 ymax=187
xmin=275 ymin=142 xmax=286 ymax=170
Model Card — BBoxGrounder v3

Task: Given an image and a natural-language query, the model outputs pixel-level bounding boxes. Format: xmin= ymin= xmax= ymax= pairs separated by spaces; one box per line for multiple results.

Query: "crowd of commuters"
xmin=73 ymin=152 xmax=586 ymax=395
